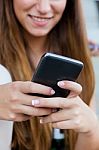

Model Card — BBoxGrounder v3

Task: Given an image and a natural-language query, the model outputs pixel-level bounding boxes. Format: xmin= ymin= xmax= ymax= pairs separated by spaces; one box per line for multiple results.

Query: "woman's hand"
xmin=0 ymin=81 xmax=55 ymax=121
xmin=32 ymin=80 xmax=98 ymax=134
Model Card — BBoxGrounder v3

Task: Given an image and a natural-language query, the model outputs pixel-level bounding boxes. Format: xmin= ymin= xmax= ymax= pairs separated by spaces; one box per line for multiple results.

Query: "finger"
xmin=10 ymin=114 xmax=32 ymax=122
xmin=52 ymin=119 xmax=81 ymax=130
xmin=12 ymin=92 xmax=41 ymax=105
xmin=57 ymin=81 xmax=82 ymax=97
xmin=15 ymin=114 xmax=32 ymax=122
xmin=10 ymin=81 xmax=55 ymax=96
xmin=11 ymin=104 xmax=52 ymax=116
xmin=6 ymin=112 xmax=32 ymax=121
xmin=9 ymin=91 xmax=53 ymax=106
xmin=32 ymin=97 xmax=80 ymax=109
xmin=39 ymin=108 xmax=79 ymax=123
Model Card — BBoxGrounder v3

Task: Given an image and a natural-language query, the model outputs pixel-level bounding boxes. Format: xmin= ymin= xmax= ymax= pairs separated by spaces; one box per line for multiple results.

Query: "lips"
xmin=28 ymin=14 xmax=53 ymax=27
xmin=28 ymin=15 xmax=53 ymax=22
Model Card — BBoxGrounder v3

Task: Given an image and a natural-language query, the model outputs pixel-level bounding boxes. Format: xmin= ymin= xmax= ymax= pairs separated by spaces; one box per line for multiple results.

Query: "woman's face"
xmin=13 ymin=0 xmax=67 ymax=37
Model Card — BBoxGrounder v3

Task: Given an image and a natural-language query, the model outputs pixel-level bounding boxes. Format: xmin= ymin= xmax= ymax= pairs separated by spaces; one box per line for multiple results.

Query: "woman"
xmin=0 ymin=0 xmax=99 ymax=150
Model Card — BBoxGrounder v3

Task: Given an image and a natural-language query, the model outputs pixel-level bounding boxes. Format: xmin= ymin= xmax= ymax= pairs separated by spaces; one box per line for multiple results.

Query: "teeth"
xmin=32 ymin=16 xmax=49 ymax=22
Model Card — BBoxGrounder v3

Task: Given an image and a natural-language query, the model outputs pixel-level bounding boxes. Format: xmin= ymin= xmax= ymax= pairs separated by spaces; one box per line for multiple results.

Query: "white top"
xmin=53 ymin=129 xmax=64 ymax=139
xmin=0 ymin=64 xmax=13 ymax=150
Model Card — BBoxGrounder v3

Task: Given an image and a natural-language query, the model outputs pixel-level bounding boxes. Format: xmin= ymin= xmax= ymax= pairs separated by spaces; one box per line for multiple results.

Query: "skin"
xmin=0 ymin=81 xmax=55 ymax=121
xmin=13 ymin=0 xmax=67 ymax=67
xmin=1 ymin=0 xmax=99 ymax=149
xmin=13 ymin=0 xmax=67 ymax=37
xmin=32 ymin=81 xmax=98 ymax=134
xmin=0 ymin=0 xmax=68 ymax=121
xmin=0 ymin=0 xmax=98 ymax=132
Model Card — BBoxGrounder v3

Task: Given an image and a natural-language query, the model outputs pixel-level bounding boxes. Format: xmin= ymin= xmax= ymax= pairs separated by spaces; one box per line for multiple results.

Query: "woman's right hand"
xmin=0 ymin=81 xmax=55 ymax=121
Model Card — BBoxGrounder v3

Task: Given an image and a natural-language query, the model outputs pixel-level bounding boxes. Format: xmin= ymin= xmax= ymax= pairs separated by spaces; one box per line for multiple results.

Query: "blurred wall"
xmin=82 ymin=0 xmax=99 ymax=42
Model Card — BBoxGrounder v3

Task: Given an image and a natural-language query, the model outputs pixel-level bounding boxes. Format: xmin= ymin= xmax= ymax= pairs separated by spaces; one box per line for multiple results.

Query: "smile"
xmin=29 ymin=15 xmax=53 ymax=22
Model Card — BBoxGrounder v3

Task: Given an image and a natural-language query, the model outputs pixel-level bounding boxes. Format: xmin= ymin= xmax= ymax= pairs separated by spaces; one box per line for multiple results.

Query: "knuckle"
xmin=74 ymin=110 xmax=78 ymax=116
xmin=9 ymin=113 xmax=16 ymax=121
xmin=10 ymin=82 xmax=20 ymax=90
xmin=33 ymin=108 xmax=39 ymax=116
xmin=74 ymin=118 xmax=81 ymax=128
xmin=45 ymin=109 xmax=52 ymax=115
xmin=50 ymin=114 xmax=56 ymax=122
xmin=59 ymin=100 xmax=66 ymax=108
xmin=10 ymin=93 xmax=19 ymax=103
xmin=28 ymin=82 xmax=34 ymax=92
xmin=53 ymin=122 xmax=60 ymax=128
xmin=28 ymin=81 xmax=33 ymax=89
xmin=73 ymin=108 xmax=81 ymax=116
xmin=10 ymin=105 xmax=16 ymax=111
xmin=10 ymin=105 xmax=20 ymax=113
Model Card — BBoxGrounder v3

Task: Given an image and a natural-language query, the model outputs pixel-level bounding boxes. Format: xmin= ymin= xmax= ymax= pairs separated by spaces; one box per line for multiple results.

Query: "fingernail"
xmin=40 ymin=119 xmax=44 ymax=124
xmin=51 ymin=89 xmax=55 ymax=95
xmin=58 ymin=81 xmax=65 ymax=87
xmin=32 ymin=100 xmax=40 ymax=106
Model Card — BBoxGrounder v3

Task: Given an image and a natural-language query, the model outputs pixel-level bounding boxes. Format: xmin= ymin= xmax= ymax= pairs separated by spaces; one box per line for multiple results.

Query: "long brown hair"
xmin=0 ymin=0 xmax=95 ymax=150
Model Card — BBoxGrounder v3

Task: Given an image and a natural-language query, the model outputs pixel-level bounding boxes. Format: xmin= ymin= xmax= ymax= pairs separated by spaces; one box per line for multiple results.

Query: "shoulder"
xmin=0 ymin=64 xmax=12 ymax=84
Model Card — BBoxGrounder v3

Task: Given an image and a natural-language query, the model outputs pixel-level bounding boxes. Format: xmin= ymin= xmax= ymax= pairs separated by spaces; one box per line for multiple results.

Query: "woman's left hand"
xmin=32 ymin=80 xmax=98 ymax=134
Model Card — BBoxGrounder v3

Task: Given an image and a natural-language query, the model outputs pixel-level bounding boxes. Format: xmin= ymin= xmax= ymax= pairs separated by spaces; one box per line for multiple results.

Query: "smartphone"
xmin=31 ymin=53 xmax=83 ymax=98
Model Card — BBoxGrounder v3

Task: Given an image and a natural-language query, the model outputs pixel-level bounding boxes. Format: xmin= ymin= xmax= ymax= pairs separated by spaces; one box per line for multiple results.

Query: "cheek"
xmin=13 ymin=0 xmax=33 ymax=11
xmin=13 ymin=0 xmax=30 ymax=21
xmin=54 ymin=1 xmax=67 ymax=17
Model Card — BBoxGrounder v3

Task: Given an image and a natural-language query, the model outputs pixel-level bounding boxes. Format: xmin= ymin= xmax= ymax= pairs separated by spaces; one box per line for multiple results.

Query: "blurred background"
xmin=82 ymin=0 xmax=99 ymax=116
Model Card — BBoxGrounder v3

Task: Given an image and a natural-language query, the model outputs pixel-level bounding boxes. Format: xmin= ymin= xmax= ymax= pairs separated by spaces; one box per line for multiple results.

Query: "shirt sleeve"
xmin=0 ymin=64 xmax=13 ymax=150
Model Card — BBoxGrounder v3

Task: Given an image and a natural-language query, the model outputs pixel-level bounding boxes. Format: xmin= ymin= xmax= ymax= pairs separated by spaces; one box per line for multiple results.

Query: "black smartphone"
xmin=31 ymin=53 xmax=83 ymax=98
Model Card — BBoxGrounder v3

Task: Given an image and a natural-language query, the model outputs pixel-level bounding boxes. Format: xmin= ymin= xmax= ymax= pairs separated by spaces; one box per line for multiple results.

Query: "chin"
xmin=30 ymin=31 xmax=49 ymax=37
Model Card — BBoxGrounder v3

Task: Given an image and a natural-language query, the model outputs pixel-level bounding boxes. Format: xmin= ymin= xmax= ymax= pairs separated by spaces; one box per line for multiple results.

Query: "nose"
xmin=36 ymin=0 xmax=51 ymax=14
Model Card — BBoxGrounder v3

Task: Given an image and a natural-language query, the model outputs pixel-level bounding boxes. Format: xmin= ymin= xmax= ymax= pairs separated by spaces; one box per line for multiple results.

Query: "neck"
xmin=24 ymin=31 xmax=48 ymax=68
xmin=29 ymin=37 xmax=47 ymax=56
